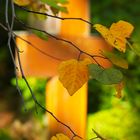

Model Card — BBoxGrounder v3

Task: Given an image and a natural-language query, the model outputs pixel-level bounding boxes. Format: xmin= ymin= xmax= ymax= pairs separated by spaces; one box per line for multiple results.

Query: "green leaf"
xmin=88 ymin=64 xmax=103 ymax=78
xmin=41 ymin=0 xmax=68 ymax=4
xmin=32 ymin=30 xmax=48 ymax=41
xmin=89 ymin=64 xmax=123 ymax=85
xmin=41 ymin=0 xmax=68 ymax=13
xmin=102 ymin=51 xmax=128 ymax=69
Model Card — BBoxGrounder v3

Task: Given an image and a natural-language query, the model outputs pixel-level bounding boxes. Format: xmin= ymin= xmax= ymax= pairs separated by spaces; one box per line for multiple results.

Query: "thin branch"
xmin=3 ymin=1 xmax=110 ymax=139
xmin=0 ymin=16 xmax=82 ymax=139
xmin=5 ymin=0 xmax=26 ymax=110
xmin=13 ymin=23 xmax=82 ymax=139
xmin=14 ymin=16 xmax=82 ymax=52
xmin=16 ymin=5 xmax=94 ymax=26
xmin=0 ymin=22 xmax=63 ymax=61
xmin=15 ymin=34 xmax=63 ymax=61
xmin=15 ymin=16 xmax=107 ymax=66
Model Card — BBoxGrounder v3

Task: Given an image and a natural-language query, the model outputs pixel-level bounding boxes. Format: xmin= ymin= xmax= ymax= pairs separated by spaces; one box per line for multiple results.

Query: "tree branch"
xmin=16 ymin=5 xmax=94 ymax=26
xmin=14 ymin=16 xmax=107 ymax=65
xmin=2 ymin=0 xmax=83 ymax=138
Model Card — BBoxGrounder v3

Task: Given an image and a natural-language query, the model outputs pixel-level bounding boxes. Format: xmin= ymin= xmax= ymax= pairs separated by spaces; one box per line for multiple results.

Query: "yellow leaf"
xmin=58 ymin=59 xmax=91 ymax=96
xmin=14 ymin=0 xmax=31 ymax=6
xmin=50 ymin=133 xmax=70 ymax=140
xmin=73 ymin=136 xmax=83 ymax=140
xmin=110 ymin=20 xmax=134 ymax=38
xmin=94 ymin=20 xmax=134 ymax=53
xmin=115 ymin=82 xmax=124 ymax=98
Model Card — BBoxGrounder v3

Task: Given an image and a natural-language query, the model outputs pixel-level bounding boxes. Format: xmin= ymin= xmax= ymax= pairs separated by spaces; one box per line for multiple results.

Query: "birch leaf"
xmin=94 ymin=20 xmax=134 ymax=53
xmin=50 ymin=133 xmax=69 ymax=140
xmin=58 ymin=59 xmax=91 ymax=96
xmin=50 ymin=133 xmax=82 ymax=140
xmin=89 ymin=64 xmax=123 ymax=85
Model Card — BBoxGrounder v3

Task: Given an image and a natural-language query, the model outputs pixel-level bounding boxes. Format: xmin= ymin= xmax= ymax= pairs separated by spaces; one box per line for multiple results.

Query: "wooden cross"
xmin=16 ymin=0 xmax=110 ymax=138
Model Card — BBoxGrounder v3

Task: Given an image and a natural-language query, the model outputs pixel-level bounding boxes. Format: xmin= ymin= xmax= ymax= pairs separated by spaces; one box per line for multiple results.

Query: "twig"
xmin=90 ymin=129 xmax=108 ymax=140
xmin=16 ymin=5 xmax=94 ymax=26
xmin=5 ymin=0 xmax=27 ymax=110
xmin=15 ymin=34 xmax=63 ymax=61
xmin=2 ymin=1 xmax=111 ymax=139
xmin=15 ymin=16 xmax=107 ymax=66
xmin=3 ymin=1 xmax=82 ymax=138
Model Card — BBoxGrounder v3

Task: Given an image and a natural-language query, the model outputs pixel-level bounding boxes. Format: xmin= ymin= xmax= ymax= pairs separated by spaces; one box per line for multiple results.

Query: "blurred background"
xmin=0 ymin=0 xmax=140 ymax=140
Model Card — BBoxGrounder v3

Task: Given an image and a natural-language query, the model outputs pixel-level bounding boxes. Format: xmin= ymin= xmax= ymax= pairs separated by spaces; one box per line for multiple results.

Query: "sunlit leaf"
xmin=50 ymin=133 xmax=69 ymax=140
xmin=89 ymin=64 xmax=123 ymax=85
xmin=94 ymin=20 xmax=134 ymax=53
xmin=58 ymin=58 xmax=91 ymax=96
xmin=115 ymin=81 xmax=124 ymax=98
xmin=102 ymin=51 xmax=128 ymax=69
xmin=32 ymin=30 xmax=48 ymax=41
xmin=14 ymin=0 xmax=31 ymax=6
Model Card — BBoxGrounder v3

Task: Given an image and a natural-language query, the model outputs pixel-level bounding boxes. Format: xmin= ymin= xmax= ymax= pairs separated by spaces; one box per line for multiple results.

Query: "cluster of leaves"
xmin=13 ymin=1 xmax=135 ymax=98
xmin=88 ymin=105 xmax=140 ymax=140
xmin=58 ymin=20 xmax=134 ymax=96
xmin=11 ymin=77 xmax=46 ymax=116
xmin=14 ymin=0 xmax=68 ymax=18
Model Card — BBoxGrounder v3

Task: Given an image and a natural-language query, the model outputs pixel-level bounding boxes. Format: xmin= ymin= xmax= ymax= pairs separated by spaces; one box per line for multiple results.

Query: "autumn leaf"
xmin=50 ymin=133 xmax=82 ymax=140
xmin=14 ymin=0 xmax=31 ymax=6
xmin=115 ymin=82 xmax=124 ymax=98
xmin=58 ymin=58 xmax=91 ymax=96
xmin=50 ymin=133 xmax=69 ymax=140
xmin=94 ymin=20 xmax=134 ymax=53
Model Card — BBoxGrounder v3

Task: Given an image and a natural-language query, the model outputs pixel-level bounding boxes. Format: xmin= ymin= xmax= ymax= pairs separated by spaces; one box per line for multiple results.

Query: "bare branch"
xmin=15 ymin=16 xmax=107 ymax=66
xmin=15 ymin=5 xmax=94 ymax=26
xmin=2 ymin=1 xmax=110 ymax=139
xmin=3 ymin=0 xmax=82 ymax=137
xmin=15 ymin=34 xmax=63 ymax=61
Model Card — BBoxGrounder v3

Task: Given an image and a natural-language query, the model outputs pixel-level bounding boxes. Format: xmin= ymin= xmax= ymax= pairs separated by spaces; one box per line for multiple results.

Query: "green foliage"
xmin=90 ymin=0 xmax=140 ymax=27
xmin=89 ymin=0 xmax=140 ymax=113
xmin=87 ymin=105 xmax=140 ymax=140
xmin=11 ymin=77 xmax=47 ymax=117
xmin=89 ymin=64 xmax=123 ymax=85
xmin=40 ymin=0 xmax=68 ymax=14
xmin=129 ymin=38 xmax=140 ymax=56
xmin=0 ymin=130 xmax=12 ymax=140
xmin=125 ymin=51 xmax=140 ymax=110
xmin=32 ymin=30 xmax=48 ymax=41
